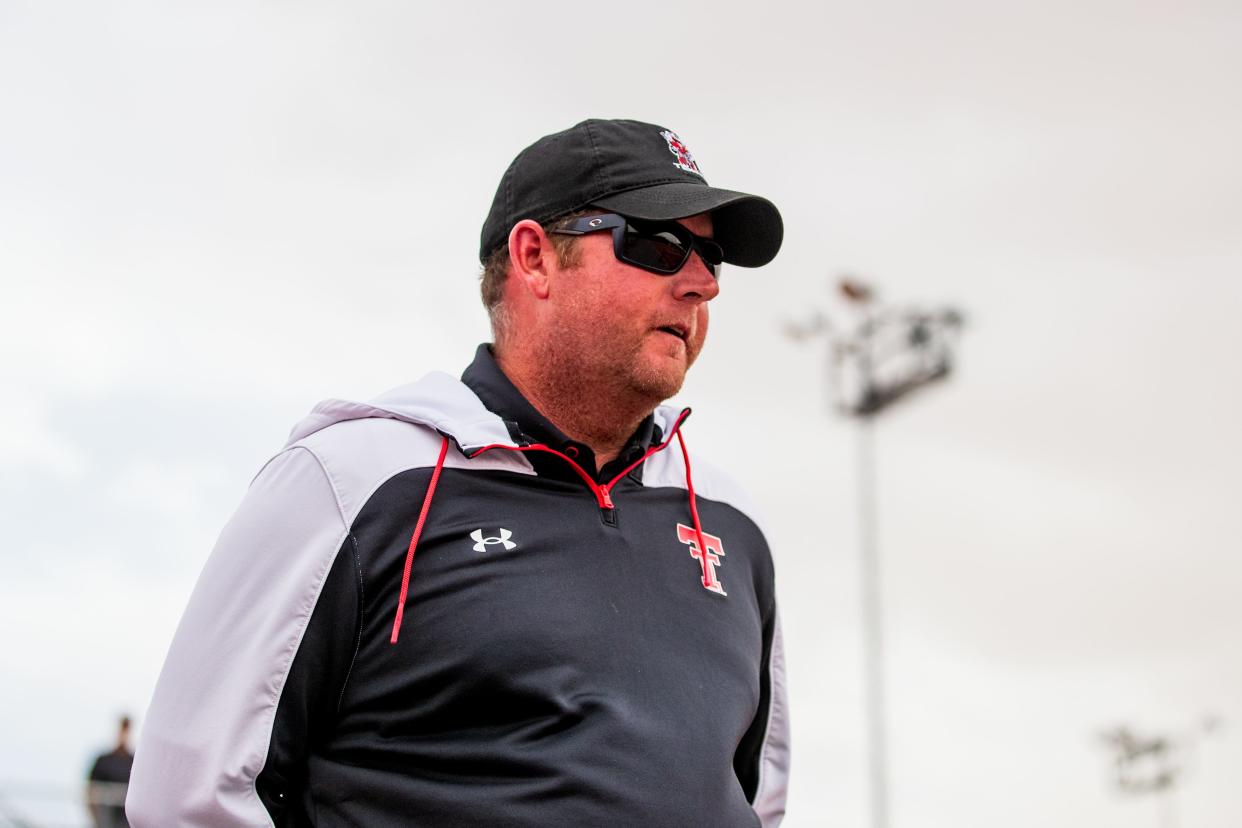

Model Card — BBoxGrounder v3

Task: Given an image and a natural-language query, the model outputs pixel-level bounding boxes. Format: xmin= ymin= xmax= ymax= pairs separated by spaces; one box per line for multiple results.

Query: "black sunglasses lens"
xmin=699 ymin=239 xmax=724 ymax=267
xmin=621 ymin=226 xmax=691 ymax=274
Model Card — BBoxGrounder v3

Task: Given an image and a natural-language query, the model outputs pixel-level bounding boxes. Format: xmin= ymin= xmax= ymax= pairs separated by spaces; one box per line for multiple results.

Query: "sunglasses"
xmin=550 ymin=213 xmax=724 ymax=277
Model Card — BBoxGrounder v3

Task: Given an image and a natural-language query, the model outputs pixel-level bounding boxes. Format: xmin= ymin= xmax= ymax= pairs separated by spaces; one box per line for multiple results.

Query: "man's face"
xmin=547 ymin=212 xmax=720 ymax=402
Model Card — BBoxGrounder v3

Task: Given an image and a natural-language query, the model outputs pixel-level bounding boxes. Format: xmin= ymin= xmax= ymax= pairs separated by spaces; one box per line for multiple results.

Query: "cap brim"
xmin=591 ymin=182 xmax=783 ymax=268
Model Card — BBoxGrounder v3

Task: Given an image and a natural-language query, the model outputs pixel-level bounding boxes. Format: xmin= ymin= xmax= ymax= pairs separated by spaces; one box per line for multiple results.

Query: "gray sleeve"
xmin=126 ymin=446 xmax=349 ymax=828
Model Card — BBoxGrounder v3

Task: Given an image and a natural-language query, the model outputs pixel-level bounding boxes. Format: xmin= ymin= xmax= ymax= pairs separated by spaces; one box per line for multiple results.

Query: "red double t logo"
xmin=676 ymin=523 xmax=727 ymax=596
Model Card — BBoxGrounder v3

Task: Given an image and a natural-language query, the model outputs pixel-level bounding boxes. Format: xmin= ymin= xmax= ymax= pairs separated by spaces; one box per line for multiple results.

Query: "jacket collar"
xmin=286 ymin=344 xmax=673 ymax=484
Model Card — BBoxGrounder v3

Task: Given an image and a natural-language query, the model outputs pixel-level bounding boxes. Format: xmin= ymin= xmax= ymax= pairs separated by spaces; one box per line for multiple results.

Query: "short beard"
xmin=549 ymin=317 xmax=694 ymax=406
xmin=618 ymin=339 xmax=693 ymax=402
xmin=524 ymin=318 xmax=692 ymax=445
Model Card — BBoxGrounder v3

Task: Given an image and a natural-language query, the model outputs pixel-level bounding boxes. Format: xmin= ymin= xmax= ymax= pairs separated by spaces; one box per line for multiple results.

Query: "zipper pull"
xmin=597 ymin=485 xmax=618 ymax=527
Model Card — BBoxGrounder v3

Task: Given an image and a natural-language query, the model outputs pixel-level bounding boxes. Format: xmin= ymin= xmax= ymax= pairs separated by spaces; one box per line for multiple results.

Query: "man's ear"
xmin=508 ymin=220 xmax=556 ymax=300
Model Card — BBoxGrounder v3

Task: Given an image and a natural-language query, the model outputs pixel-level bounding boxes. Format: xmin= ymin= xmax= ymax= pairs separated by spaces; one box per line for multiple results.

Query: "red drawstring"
xmin=389 ymin=435 xmax=450 ymax=644
xmin=675 ymin=429 xmax=711 ymax=588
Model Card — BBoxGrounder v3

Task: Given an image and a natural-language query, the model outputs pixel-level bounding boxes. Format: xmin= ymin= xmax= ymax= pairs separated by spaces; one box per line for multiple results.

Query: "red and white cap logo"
xmin=660 ymin=129 xmax=703 ymax=177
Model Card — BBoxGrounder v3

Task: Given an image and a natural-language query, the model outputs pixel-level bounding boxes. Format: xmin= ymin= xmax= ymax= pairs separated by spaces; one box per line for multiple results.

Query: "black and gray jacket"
xmin=128 ymin=346 xmax=789 ymax=827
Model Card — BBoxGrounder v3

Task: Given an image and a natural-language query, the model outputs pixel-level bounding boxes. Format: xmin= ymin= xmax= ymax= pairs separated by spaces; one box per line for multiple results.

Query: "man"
xmin=87 ymin=715 xmax=134 ymax=828
xmin=127 ymin=118 xmax=789 ymax=826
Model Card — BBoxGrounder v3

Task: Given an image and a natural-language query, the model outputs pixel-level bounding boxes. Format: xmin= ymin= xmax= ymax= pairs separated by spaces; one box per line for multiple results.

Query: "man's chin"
xmin=628 ymin=359 xmax=688 ymax=402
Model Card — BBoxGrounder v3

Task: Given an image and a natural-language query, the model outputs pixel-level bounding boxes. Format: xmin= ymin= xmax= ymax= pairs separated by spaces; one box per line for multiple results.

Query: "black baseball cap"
xmin=479 ymin=118 xmax=783 ymax=268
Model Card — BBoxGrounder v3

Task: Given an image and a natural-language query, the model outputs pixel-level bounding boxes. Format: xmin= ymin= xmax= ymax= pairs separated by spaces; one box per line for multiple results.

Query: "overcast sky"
xmin=2 ymin=1 xmax=1241 ymax=825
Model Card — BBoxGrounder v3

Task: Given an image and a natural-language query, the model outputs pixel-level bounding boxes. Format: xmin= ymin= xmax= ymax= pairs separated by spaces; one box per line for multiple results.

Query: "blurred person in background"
xmin=86 ymin=715 xmax=133 ymax=828
xmin=127 ymin=119 xmax=789 ymax=826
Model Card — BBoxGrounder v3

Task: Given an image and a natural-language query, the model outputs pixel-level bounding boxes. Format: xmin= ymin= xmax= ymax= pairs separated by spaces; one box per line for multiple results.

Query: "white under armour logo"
xmin=470 ymin=528 xmax=517 ymax=552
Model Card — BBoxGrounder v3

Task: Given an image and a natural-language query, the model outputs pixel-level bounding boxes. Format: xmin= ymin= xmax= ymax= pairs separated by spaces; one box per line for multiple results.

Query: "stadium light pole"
xmin=1097 ymin=717 xmax=1223 ymax=828
xmin=786 ymin=277 xmax=964 ymax=828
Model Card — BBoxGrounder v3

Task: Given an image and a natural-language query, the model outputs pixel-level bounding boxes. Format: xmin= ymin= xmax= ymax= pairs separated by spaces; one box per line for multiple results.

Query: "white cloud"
xmin=0 ymin=395 xmax=88 ymax=479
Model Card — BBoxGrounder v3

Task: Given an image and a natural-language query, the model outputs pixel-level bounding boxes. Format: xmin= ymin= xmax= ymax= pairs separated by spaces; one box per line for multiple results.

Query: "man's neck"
xmin=495 ymin=348 xmax=654 ymax=470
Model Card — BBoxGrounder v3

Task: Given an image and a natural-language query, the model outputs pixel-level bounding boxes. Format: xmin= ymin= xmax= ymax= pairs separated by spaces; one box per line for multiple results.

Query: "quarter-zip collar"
xmin=460 ymin=344 xmax=659 ymax=483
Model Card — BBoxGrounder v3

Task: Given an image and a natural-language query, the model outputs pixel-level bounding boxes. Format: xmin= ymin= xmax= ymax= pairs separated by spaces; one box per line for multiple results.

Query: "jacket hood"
xmin=286 ymin=372 xmax=686 ymax=455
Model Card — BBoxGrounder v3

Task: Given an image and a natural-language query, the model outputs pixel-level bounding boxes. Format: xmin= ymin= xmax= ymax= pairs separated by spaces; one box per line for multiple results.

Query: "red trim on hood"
xmin=472 ymin=441 xmax=612 ymax=508
xmin=468 ymin=408 xmax=693 ymax=510
xmin=602 ymin=407 xmax=692 ymax=489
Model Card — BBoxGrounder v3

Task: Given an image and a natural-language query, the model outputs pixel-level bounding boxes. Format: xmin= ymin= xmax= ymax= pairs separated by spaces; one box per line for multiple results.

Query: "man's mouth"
xmin=656 ymin=323 xmax=689 ymax=342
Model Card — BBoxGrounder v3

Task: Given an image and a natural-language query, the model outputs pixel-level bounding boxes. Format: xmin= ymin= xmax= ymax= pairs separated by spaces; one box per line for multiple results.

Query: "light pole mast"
xmin=1098 ymin=716 xmax=1223 ymax=828
xmin=787 ymin=277 xmax=964 ymax=828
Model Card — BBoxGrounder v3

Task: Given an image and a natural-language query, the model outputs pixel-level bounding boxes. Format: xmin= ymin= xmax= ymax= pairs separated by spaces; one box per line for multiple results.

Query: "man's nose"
xmin=672 ymin=255 xmax=721 ymax=302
